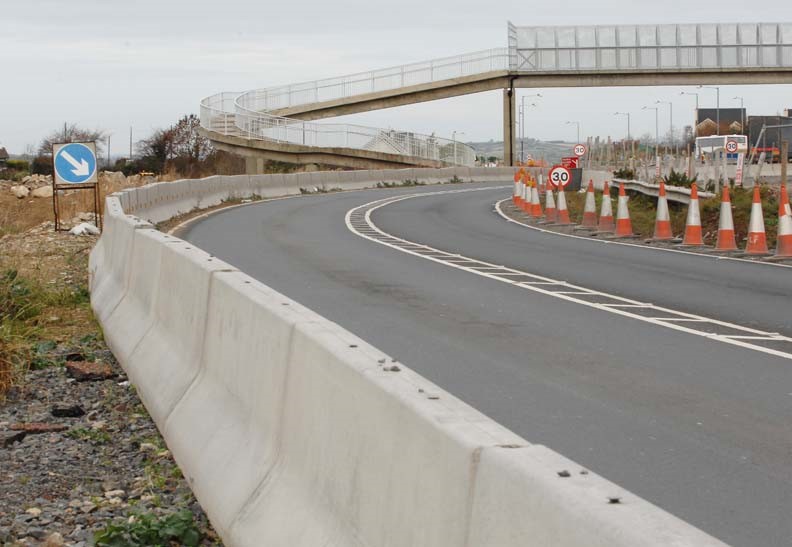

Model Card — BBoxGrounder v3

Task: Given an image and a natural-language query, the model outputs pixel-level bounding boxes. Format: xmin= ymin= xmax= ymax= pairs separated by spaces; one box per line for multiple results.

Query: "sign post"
xmin=52 ymin=142 xmax=102 ymax=232
xmin=735 ymin=152 xmax=745 ymax=187
xmin=548 ymin=165 xmax=572 ymax=189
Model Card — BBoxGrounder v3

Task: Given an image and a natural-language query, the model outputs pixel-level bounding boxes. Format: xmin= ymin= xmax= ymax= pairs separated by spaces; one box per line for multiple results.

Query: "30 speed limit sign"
xmin=549 ymin=166 xmax=572 ymax=188
xmin=725 ymin=140 xmax=739 ymax=154
xmin=573 ymin=143 xmax=587 ymax=157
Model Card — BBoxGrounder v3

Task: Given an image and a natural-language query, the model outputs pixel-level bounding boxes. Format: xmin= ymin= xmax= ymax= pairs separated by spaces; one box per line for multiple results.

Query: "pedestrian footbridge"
xmin=200 ymin=22 xmax=792 ymax=170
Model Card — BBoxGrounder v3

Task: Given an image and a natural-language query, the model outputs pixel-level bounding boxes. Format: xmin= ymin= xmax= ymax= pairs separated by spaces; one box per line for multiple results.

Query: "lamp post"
xmin=642 ymin=106 xmax=659 ymax=158
xmin=733 ymin=96 xmax=745 ymax=134
xmin=698 ymin=85 xmax=721 ymax=135
xmin=655 ymin=100 xmax=673 ymax=147
xmin=565 ymin=121 xmax=580 ymax=144
xmin=519 ymin=93 xmax=542 ymax=163
xmin=680 ymin=91 xmax=700 ymax=139
xmin=614 ymin=112 xmax=631 ymax=140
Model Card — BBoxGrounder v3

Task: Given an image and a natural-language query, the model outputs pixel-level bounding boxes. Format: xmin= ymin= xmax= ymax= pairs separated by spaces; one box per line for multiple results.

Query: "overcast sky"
xmin=2 ymin=1 xmax=791 ymax=155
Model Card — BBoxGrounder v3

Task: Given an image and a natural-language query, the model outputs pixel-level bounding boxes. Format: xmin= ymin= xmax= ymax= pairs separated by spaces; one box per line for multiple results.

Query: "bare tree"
xmin=37 ymin=123 xmax=106 ymax=156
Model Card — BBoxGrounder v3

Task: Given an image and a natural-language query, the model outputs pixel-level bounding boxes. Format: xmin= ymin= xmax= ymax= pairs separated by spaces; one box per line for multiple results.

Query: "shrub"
xmin=663 ymin=169 xmax=697 ymax=188
xmin=612 ymin=167 xmax=636 ymax=180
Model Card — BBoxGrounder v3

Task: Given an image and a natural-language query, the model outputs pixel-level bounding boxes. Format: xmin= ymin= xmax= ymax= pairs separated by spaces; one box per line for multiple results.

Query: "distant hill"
xmin=467 ymin=139 xmax=574 ymax=165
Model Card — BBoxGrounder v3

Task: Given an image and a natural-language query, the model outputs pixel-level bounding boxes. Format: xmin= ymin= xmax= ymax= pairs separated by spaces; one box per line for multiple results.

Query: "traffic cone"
xmin=775 ymin=185 xmax=792 ymax=257
xmin=615 ymin=183 xmax=634 ymax=237
xmin=580 ymin=180 xmax=597 ymax=228
xmin=556 ymin=186 xmax=572 ymax=225
xmin=597 ymin=181 xmax=614 ymax=232
xmin=520 ymin=179 xmax=530 ymax=213
xmin=531 ymin=181 xmax=543 ymax=218
xmin=715 ymin=186 xmax=737 ymax=251
xmin=745 ymin=186 xmax=769 ymax=255
xmin=544 ymin=187 xmax=557 ymax=223
xmin=653 ymin=182 xmax=673 ymax=240
xmin=681 ymin=183 xmax=704 ymax=246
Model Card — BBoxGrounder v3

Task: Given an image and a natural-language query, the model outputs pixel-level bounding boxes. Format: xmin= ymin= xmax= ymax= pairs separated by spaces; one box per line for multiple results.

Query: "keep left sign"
xmin=53 ymin=142 xmax=98 ymax=185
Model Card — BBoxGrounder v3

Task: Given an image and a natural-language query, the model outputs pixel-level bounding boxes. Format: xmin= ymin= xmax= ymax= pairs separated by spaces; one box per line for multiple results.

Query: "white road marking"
xmin=345 ymin=187 xmax=792 ymax=361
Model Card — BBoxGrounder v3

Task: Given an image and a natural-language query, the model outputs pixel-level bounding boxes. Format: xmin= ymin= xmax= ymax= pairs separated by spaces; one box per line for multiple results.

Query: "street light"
xmin=733 ymin=96 xmax=745 ymax=134
xmin=565 ymin=121 xmax=580 ymax=143
xmin=698 ymin=85 xmax=721 ymax=135
xmin=642 ymin=106 xmax=659 ymax=158
xmin=519 ymin=93 xmax=542 ymax=163
xmin=614 ymin=112 xmax=631 ymax=141
xmin=680 ymin=91 xmax=700 ymax=139
xmin=655 ymin=100 xmax=673 ymax=146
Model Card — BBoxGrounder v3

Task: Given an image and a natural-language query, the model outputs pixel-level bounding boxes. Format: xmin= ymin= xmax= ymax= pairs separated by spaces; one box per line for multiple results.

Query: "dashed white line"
xmin=345 ymin=186 xmax=792 ymax=361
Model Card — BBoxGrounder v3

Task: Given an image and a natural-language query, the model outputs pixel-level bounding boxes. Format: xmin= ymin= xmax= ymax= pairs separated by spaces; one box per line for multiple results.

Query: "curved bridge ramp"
xmin=201 ymin=22 xmax=792 ymax=169
xmin=90 ymin=170 xmax=727 ymax=546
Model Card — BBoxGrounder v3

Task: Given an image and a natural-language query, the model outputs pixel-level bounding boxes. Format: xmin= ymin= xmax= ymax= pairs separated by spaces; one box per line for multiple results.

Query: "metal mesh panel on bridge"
xmin=511 ymin=23 xmax=792 ymax=72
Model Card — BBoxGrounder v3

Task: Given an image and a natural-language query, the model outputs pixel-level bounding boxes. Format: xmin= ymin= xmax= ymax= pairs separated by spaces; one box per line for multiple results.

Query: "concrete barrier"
xmin=90 ymin=168 xmax=729 ymax=547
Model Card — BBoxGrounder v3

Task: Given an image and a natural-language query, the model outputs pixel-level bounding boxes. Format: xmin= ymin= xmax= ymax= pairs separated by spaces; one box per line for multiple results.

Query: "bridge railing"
xmin=238 ymin=48 xmax=510 ymax=112
xmin=510 ymin=23 xmax=792 ymax=72
xmin=201 ymin=93 xmax=477 ymax=166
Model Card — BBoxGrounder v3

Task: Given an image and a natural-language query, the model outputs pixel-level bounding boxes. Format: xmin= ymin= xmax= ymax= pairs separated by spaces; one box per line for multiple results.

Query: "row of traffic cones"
xmin=512 ymin=171 xmax=792 ymax=258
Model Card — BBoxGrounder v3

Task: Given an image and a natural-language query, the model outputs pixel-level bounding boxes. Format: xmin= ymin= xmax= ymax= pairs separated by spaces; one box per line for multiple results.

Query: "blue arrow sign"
xmin=54 ymin=143 xmax=97 ymax=184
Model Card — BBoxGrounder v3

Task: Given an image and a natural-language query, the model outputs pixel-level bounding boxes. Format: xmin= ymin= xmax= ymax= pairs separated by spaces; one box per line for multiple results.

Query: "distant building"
xmin=0 ymin=147 xmax=8 ymax=166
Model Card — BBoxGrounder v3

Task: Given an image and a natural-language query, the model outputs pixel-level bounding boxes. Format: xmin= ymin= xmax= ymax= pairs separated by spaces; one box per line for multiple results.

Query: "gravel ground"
xmin=0 ymin=344 xmax=222 ymax=546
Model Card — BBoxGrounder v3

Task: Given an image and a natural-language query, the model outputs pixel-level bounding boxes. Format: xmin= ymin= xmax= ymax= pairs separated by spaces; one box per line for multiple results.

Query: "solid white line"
xmin=494 ymin=198 xmax=792 ymax=270
xmin=345 ymin=187 xmax=792 ymax=361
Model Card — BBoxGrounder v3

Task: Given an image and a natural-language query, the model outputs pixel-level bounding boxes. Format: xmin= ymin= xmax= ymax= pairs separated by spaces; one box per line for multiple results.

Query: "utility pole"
xmin=565 ymin=121 xmax=580 ymax=143
xmin=519 ymin=93 xmax=541 ymax=163
xmin=680 ymin=91 xmax=700 ymax=139
xmin=699 ymin=85 xmax=721 ymax=135
xmin=614 ymin=112 xmax=631 ymax=141
xmin=655 ymin=100 xmax=673 ymax=146
xmin=129 ymin=127 xmax=133 ymax=159
xmin=733 ymin=96 xmax=745 ymax=135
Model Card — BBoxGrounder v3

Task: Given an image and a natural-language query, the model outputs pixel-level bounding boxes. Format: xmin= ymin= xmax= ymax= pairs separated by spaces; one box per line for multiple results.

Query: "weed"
xmin=613 ymin=167 xmax=636 ymax=180
xmin=94 ymin=509 xmax=201 ymax=547
xmin=67 ymin=427 xmax=112 ymax=445
xmin=448 ymin=176 xmax=463 ymax=184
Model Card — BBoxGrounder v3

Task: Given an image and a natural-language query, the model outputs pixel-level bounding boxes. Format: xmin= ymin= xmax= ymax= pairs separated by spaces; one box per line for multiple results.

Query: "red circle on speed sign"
xmin=549 ymin=166 xmax=572 ymax=188
xmin=573 ymin=144 xmax=587 ymax=157
xmin=725 ymin=140 xmax=739 ymax=154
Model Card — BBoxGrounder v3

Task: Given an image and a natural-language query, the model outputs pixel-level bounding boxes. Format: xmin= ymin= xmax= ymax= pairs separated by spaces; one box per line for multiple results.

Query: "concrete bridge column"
xmin=503 ymin=86 xmax=515 ymax=166
xmin=245 ymin=157 xmax=265 ymax=174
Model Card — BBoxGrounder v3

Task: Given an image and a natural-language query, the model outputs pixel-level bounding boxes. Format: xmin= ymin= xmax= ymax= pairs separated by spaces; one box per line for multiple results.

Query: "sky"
xmin=1 ymin=0 xmax=791 ymax=155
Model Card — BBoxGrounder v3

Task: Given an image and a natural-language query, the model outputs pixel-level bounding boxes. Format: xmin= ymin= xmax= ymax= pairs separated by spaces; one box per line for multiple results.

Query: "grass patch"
xmin=0 ymin=268 xmax=95 ymax=396
xmin=94 ymin=509 xmax=202 ymax=547
xmin=66 ymin=427 xmax=112 ymax=445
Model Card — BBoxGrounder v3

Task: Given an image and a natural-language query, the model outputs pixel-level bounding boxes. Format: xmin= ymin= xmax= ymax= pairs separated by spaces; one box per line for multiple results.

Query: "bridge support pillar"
xmin=245 ymin=157 xmax=265 ymax=174
xmin=503 ymin=86 xmax=515 ymax=166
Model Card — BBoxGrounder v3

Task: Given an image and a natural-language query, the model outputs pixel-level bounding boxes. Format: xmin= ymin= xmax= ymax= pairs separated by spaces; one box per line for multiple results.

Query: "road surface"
xmin=183 ymin=182 xmax=792 ymax=546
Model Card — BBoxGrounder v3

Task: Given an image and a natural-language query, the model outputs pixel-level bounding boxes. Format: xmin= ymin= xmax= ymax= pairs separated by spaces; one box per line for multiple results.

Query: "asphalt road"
xmin=183 ymin=182 xmax=792 ymax=546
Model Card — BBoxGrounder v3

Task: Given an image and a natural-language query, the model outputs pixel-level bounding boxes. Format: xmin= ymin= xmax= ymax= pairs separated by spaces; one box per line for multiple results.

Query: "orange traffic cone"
xmin=615 ymin=183 xmax=634 ymax=237
xmin=681 ymin=183 xmax=704 ymax=246
xmin=580 ymin=180 xmax=597 ymax=228
xmin=544 ymin=187 xmax=557 ymax=223
xmin=715 ymin=186 xmax=737 ymax=251
xmin=555 ymin=186 xmax=572 ymax=225
xmin=597 ymin=181 xmax=614 ymax=232
xmin=653 ymin=182 xmax=673 ymax=240
xmin=745 ymin=186 xmax=769 ymax=255
xmin=513 ymin=171 xmax=520 ymax=204
xmin=531 ymin=181 xmax=543 ymax=218
xmin=519 ymin=180 xmax=531 ymax=213
xmin=775 ymin=185 xmax=792 ymax=257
